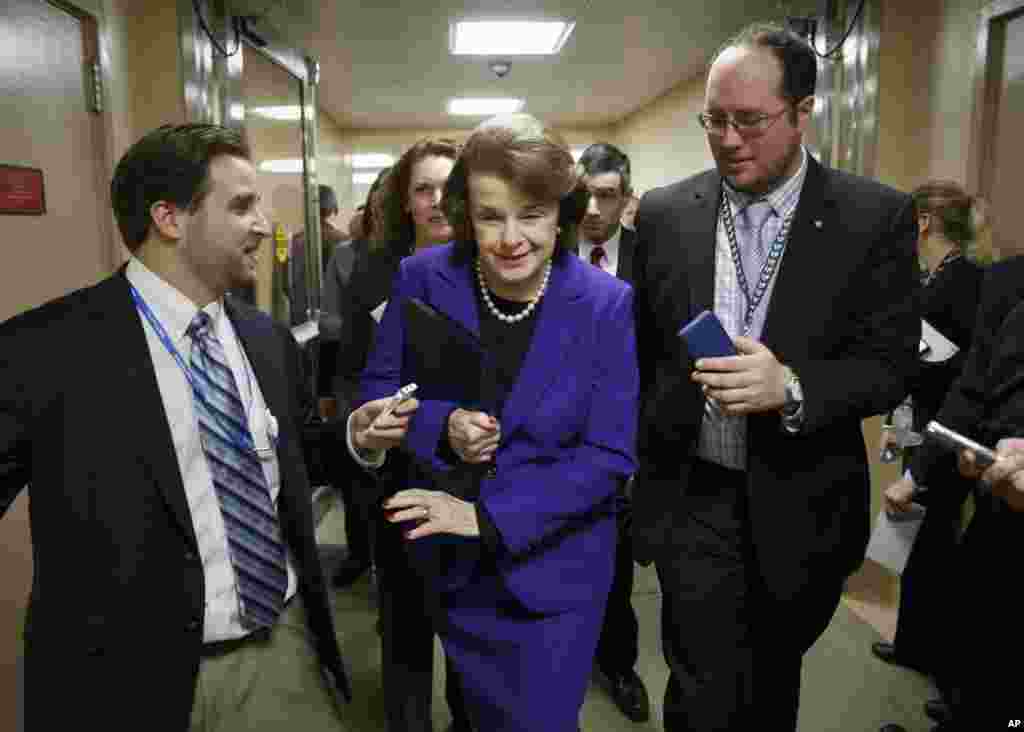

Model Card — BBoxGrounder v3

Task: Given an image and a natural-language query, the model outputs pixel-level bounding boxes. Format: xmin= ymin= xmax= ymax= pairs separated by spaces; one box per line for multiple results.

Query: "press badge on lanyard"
xmin=129 ymin=284 xmax=279 ymax=461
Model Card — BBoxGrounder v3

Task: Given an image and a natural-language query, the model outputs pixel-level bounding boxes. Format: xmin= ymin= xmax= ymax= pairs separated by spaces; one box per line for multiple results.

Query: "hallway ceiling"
xmin=293 ymin=0 xmax=803 ymax=131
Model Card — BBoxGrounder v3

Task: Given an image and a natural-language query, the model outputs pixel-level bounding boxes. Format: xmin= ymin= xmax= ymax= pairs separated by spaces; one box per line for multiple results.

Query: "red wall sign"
xmin=0 ymin=165 xmax=46 ymax=215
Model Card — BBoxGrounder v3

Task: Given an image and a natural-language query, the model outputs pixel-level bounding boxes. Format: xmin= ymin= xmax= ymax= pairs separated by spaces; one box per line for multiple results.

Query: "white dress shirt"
xmin=579 ymin=227 xmax=622 ymax=276
xmin=126 ymin=258 xmax=297 ymax=642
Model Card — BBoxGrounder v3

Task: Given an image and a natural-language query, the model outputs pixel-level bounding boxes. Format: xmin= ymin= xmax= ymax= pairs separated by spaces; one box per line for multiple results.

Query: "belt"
xmin=200 ymin=626 xmax=272 ymax=658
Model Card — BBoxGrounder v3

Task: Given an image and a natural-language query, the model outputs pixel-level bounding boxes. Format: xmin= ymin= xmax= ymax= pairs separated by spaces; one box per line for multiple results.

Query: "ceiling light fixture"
xmin=447 ymin=98 xmax=524 ymax=116
xmin=249 ymin=105 xmax=302 ymax=121
xmin=347 ymin=153 xmax=396 ymax=169
xmin=259 ymin=158 xmax=304 ymax=173
xmin=450 ymin=20 xmax=575 ymax=56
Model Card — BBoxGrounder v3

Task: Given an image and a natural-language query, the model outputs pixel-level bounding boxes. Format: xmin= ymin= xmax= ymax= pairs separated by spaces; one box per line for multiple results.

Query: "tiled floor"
xmin=316 ymin=500 xmax=937 ymax=732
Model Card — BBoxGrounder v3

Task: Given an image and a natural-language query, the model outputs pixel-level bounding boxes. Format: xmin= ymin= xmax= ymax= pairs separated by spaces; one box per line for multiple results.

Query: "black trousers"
xmin=595 ymin=514 xmax=639 ymax=674
xmin=655 ymin=459 xmax=840 ymax=732
xmin=942 ymin=496 xmax=1021 ymax=729
xmin=376 ymin=514 xmax=471 ymax=732
xmin=331 ymin=459 xmax=372 ymax=563
xmin=891 ymin=486 xmax=962 ymax=675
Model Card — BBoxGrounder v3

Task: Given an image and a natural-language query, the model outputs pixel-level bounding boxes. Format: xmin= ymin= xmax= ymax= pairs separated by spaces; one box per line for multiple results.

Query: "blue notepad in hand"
xmin=678 ymin=310 xmax=736 ymax=361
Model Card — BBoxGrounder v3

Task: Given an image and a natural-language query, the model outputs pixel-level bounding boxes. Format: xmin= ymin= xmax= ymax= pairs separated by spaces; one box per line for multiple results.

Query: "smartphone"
xmin=924 ymin=420 xmax=997 ymax=468
xmin=679 ymin=310 xmax=736 ymax=362
xmin=375 ymin=383 xmax=418 ymax=423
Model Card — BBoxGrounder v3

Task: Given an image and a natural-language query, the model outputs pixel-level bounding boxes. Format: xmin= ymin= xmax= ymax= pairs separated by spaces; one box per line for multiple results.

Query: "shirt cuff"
xmin=781 ymin=403 xmax=806 ymax=434
xmin=346 ymin=411 xmax=386 ymax=469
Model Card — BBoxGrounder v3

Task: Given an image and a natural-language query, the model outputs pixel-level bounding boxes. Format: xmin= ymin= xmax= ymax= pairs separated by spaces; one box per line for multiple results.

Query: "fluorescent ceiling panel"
xmin=249 ymin=105 xmax=302 ymax=121
xmin=259 ymin=159 xmax=304 ymax=174
xmin=450 ymin=20 xmax=575 ymax=55
xmin=347 ymin=153 xmax=396 ymax=169
xmin=447 ymin=98 xmax=525 ymax=116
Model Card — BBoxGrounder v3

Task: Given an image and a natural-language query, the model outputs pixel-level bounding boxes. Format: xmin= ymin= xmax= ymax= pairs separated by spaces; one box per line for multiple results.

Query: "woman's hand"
xmin=883 ymin=476 xmax=917 ymax=517
xmin=383 ymin=489 xmax=480 ymax=539
xmin=447 ymin=408 xmax=500 ymax=463
xmin=350 ymin=396 xmax=420 ymax=452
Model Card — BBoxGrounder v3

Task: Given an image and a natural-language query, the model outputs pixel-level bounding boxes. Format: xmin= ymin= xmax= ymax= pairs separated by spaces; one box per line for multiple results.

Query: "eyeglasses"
xmin=696 ymin=108 xmax=789 ymax=138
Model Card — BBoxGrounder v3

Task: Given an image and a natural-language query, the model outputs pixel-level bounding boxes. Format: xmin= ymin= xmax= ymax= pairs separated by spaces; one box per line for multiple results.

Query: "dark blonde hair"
xmin=913 ymin=180 xmax=977 ymax=250
xmin=371 ymin=138 xmax=459 ymax=254
xmin=443 ymin=113 xmax=587 ymax=261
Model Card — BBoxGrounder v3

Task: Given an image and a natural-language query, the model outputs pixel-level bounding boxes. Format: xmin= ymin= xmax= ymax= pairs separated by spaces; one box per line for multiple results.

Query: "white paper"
xmin=920 ymin=319 xmax=959 ymax=363
xmin=370 ymin=300 xmax=388 ymax=324
xmin=865 ymin=507 xmax=926 ymax=574
xmin=291 ymin=319 xmax=319 ymax=345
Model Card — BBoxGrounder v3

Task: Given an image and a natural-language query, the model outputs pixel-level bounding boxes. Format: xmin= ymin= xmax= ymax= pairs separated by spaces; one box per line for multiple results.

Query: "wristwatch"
xmin=781 ymin=366 xmax=804 ymax=417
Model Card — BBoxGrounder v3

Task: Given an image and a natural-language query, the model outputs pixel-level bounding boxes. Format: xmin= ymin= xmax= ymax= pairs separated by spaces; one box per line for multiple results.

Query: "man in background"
xmin=576 ymin=142 xmax=649 ymax=723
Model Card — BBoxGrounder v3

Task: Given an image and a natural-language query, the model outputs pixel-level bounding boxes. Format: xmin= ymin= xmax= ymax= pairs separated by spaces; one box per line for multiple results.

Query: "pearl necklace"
xmin=476 ymin=258 xmax=552 ymax=324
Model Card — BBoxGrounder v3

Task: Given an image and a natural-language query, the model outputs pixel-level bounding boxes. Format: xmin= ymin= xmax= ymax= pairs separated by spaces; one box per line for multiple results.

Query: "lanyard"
xmin=129 ymin=283 xmax=260 ymax=454
xmin=720 ymin=195 xmax=794 ymax=336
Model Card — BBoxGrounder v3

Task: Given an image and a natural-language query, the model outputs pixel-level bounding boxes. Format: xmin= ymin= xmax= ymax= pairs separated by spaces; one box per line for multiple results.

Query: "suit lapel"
xmin=224 ymin=298 xmax=291 ymax=444
xmin=500 ymin=255 xmax=582 ymax=437
xmin=616 ymin=227 xmax=636 ymax=284
xmin=686 ymin=173 xmax=722 ymax=320
xmin=104 ymin=272 xmax=197 ymax=547
xmin=433 ymin=251 xmax=482 ymax=340
xmin=761 ymin=157 xmax=836 ymax=357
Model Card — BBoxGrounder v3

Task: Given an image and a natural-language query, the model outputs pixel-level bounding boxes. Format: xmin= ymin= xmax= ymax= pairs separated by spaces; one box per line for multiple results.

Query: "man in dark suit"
xmin=631 ymin=24 xmax=919 ymax=730
xmin=576 ymin=142 xmax=649 ymax=722
xmin=0 ymin=124 xmax=405 ymax=731
xmin=883 ymin=255 xmax=1024 ymax=732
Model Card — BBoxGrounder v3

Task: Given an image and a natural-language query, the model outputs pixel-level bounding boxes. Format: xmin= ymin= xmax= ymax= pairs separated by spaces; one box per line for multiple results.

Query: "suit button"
xmin=484 ymin=466 xmax=497 ymax=479
xmin=186 ymin=618 xmax=201 ymax=632
xmin=184 ymin=549 xmax=198 ymax=563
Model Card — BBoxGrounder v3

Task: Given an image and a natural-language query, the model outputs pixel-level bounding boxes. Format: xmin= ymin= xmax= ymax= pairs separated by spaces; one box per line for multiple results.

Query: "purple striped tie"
xmin=187 ymin=312 xmax=287 ymax=629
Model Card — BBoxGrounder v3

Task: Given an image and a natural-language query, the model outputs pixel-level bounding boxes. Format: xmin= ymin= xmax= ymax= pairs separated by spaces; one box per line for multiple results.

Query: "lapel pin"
xmin=813 ymin=219 xmax=823 ymax=230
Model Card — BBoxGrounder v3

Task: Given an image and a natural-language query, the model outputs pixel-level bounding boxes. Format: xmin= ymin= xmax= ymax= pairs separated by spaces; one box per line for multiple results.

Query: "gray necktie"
xmin=738 ymin=200 xmax=775 ymax=285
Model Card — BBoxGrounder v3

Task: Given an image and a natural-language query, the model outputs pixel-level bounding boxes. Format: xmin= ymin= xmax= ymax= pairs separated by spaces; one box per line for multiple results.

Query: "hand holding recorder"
xmin=350 ymin=383 xmax=420 ymax=453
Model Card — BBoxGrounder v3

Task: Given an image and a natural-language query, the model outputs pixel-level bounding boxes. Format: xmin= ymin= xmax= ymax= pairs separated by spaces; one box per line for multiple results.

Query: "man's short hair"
xmin=318 ymin=184 xmax=339 ymax=218
xmin=110 ymin=124 xmax=250 ymax=252
xmin=577 ymin=143 xmax=632 ymax=195
xmin=714 ymin=22 xmax=817 ymax=105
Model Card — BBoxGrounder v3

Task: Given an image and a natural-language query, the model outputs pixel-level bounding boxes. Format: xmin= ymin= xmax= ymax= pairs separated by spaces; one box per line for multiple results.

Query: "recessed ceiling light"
xmin=450 ymin=20 xmax=575 ymax=56
xmin=249 ymin=105 xmax=302 ymax=121
xmin=347 ymin=153 xmax=396 ymax=169
xmin=447 ymin=98 xmax=525 ymax=116
xmin=259 ymin=159 xmax=303 ymax=173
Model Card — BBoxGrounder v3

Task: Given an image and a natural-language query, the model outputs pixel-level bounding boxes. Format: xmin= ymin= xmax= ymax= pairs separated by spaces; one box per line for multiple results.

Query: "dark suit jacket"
xmin=912 ymin=255 xmax=1024 ymax=486
xmin=0 ymin=270 xmax=349 ymax=731
xmin=632 ymin=156 xmax=919 ymax=612
xmin=360 ymin=246 xmax=639 ymax=614
xmin=615 ymin=226 xmax=637 ymax=284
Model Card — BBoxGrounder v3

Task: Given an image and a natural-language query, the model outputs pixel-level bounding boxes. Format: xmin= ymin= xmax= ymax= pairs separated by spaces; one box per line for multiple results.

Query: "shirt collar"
xmin=722 ymin=145 xmax=809 ymax=215
xmin=126 ymin=258 xmax=225 ymax=345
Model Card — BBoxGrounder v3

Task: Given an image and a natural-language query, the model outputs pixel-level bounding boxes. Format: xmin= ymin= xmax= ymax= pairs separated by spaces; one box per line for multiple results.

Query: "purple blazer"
xmin=360 ymin=245 xmax=639 ymax=614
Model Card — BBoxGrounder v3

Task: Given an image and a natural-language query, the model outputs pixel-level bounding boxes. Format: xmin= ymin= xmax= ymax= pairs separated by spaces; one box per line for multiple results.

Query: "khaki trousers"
xmin=190 ymin=597 xmax=349 ymax=732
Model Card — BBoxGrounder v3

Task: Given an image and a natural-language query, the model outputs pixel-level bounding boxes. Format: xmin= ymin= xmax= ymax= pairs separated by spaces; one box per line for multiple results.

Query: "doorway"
xmin=0 ymin=1 xmax=113 ymax=729
xmin=971 ymin=3 xmax=1024 ymax=261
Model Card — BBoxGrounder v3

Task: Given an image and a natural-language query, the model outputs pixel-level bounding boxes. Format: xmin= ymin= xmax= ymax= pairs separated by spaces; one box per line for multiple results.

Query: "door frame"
xmin=45 ymin=0 xmax=119 ymax=272
xmin=178 ymin=0 xmax=323 ymax=316
xmin=967 ymin=0 xmax=1024 ymax=200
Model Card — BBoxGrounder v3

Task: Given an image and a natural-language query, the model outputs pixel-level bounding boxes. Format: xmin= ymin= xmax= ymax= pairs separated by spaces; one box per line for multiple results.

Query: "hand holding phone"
xmin=374 ymin=383 xmax=418 ymax=425
xmin=924 ymin=421 xmax=997 ymax=468
xmin=679 ymin=310 xmax=736 ymax=362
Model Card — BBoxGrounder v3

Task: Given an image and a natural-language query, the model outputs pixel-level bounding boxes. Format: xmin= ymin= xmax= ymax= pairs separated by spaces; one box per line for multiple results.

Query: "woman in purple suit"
xmin=351 ymin=113 xmax=639 ymax=731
